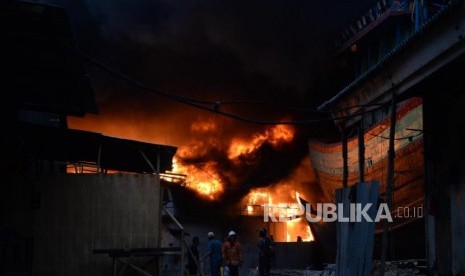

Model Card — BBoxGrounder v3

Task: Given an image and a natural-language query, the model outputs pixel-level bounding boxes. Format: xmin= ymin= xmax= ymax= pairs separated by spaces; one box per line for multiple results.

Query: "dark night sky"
xmin=40 ymin=0 xmax=376 ymax=126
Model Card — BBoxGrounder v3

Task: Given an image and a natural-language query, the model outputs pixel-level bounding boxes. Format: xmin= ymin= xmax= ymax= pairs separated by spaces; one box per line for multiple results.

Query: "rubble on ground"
xmin=372 ymin=259 xmax=427 ymax=275
xmin=257 ymin=264 xmax=335 ymax=276
xmin=251 ymin=260 xmax=427 ymax=276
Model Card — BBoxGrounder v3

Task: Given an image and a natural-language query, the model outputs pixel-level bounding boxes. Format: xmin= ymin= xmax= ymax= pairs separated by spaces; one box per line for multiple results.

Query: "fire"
xmin=244 ymin=188 xmax=314 ymax=242
xmin=68 ymin=115 xmax=298 ymax=202
xmin=168 ymin=122 xmax=295 ymax=200
xmin=190 ymin=120 xmax=217 ymax=133
xmin=169 ymin=156 xmax=224 ymax=200
xmin=286 ymin=217 xmax=314 ymax=242
xmin=248 ymin=190 xmax=269 ymax=205
xmin=228 ymin=125 xmax=295 ymax=160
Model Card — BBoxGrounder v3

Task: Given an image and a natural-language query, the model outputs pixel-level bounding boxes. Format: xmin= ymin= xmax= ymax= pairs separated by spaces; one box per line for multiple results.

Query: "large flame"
xmin=228 ymin=125 xmax=295 ymax=160
xmin=285 ymin=217 xmax=313 ymax=242
xmin=168 ymin=122 xmax=295 ymax=200
xmin=68 ymin=115 xmax=298 ymax=202
xmin=169 ymin=156 xmax=224 ymax=200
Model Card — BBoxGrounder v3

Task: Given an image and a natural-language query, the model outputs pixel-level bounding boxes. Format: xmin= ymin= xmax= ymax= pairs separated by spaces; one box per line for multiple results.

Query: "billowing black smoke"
xmin=43 ymin=0 xmax=376 ymax=203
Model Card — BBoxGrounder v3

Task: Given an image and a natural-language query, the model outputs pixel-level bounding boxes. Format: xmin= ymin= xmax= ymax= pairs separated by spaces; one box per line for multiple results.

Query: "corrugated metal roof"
xmin=12 ymin=123 xmax=177 ymax=174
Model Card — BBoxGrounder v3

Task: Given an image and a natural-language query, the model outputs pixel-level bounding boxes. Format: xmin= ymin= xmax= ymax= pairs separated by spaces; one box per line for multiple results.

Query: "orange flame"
xmin=248 ymin=190 xmax=269 ymax=205
xmin=169 ymin=156 xmax=224 ymax=200
xmin=286 ymin=217 xmax=314 ymax=242
xmin=244 ymin=188 xmax=314 ymax=242
xmin=168 ymin=122 xmax=295 ymax=200
xmin=228 ymin=125 xmax=295 ymax=160
xmin=68 ymin=115 xmax=297 ymax=202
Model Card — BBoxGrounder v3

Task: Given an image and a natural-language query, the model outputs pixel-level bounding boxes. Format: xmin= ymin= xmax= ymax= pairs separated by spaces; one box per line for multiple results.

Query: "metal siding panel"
xmin=27 ymin=174 xmax=161 ymax=275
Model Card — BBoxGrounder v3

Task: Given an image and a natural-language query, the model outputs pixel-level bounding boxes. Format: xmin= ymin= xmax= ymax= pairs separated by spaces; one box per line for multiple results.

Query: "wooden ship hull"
xmin=307 ymin=97 xmax=425 ymax=260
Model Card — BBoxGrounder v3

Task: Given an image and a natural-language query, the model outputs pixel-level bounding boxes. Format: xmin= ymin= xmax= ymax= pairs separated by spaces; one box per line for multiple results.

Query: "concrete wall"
xmin=1 ymin=174 xmax=160 ymax=276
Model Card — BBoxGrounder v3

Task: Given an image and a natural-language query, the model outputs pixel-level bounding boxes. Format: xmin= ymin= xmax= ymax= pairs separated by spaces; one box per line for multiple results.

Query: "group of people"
xmin=187 ymin=228 xmax=275 ymax=276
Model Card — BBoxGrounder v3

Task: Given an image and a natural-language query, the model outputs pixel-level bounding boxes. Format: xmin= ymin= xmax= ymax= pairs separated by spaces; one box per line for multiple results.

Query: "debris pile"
xmin=265 ymin=264 xmax=336 ymax=276
xmin=372 ymin=259 xmax=427 ymax=275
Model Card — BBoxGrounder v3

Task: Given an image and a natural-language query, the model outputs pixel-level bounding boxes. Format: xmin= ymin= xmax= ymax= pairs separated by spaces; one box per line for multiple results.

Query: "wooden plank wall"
xmin=336 ymin=181 xmax=379 ymax=276
xmin=1 ymin=174 xmax=161 ymax=276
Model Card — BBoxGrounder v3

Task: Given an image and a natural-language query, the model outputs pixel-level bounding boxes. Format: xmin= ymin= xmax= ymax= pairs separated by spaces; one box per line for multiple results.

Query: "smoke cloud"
xmin=47 ymin=0 xmax=375 ymax=200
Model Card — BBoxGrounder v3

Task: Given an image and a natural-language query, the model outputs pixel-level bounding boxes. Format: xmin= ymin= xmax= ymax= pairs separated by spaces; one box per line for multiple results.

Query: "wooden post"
xmin=113 ymin=257 xmax=117 ymax=276
xmin=157 ymin=175 xmax=163 ymax=276
xmin=342 ymin=129 xmax=349 ymax=188
xmin=380 ymin=95 xmax=397 ymax=275
xmin=423 ymin=96 xmax=436 ymax=273
xmin=97 ymin=143 xmax=102 ymax=173
xmin=140 ymin=150 xmax=156 ymax=173
xmin=358 ymin=118 xmax=365 ymax=183
xmin=157 ymin=151 xmax=161 ymax=174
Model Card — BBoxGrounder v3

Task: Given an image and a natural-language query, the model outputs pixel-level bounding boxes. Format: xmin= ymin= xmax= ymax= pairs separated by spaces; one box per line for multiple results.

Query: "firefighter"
xmin=222 ymin=231 xmax=243 ymax=276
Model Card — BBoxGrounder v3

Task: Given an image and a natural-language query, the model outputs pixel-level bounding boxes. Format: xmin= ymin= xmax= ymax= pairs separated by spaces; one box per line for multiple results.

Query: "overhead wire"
xmin=68 ymin=45 xmax=389 ymax=125
xmin=173 ymin=154 xmax=225 ymax=186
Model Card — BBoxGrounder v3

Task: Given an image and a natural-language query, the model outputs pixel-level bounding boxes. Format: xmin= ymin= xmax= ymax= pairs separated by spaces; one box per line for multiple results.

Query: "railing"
xmin=335 ymin=0 xmax=452 ymax=51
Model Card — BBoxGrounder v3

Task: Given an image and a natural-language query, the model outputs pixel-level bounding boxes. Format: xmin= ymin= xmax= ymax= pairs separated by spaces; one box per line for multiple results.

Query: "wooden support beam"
xmin=117 ymin=258 xmax=154 ymax=276
xmin=113 ymin=257 xmax=117 ymax=276
xmin=157 ymin=151 xmax=161 ymax=175
xmin=180 ymin=230 xmax=185 ymax=276
xmin=380 ymin=94 xmax=397 ymax=275
xmin=97 ymin=143 xmax=102 ymax=173
xmin=140 ymin=149 xmax=157 ymax=173
xmin=423 ymin=96 xmax=436 ymax=273
xmin=358 ymin=117 xmax=365 ymax=183
xmin=117 ymin=255 xmax=134 ymax=276
xmin=342 ymin=129 xmax=349 ymax=188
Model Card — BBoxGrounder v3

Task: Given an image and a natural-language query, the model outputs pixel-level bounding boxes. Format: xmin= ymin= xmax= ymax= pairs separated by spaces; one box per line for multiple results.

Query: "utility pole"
xmin=380 ymin=94 xmax=397 ymax=275
xmin=342 ymin=128 xmax=348 ymax=188
xmin=358 ymin=114 xmax=365 ymax=183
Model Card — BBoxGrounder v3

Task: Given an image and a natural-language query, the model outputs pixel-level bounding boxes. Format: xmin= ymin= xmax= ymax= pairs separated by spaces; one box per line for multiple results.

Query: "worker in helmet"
xmin=200 ymin=232 xmax=222 ymax=276
xmin=222 ymin=230 xmax=243 ymax=276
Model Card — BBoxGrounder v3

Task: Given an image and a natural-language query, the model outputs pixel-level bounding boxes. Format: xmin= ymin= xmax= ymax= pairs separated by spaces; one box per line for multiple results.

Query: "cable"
xmin=213 ymin=100 xmax=326 ymax=113
xmin=69 ymin=45 xmax=389 ymax=125
xmin=218 ymin=100 xmax=386 ymax=114
xmin=173 ymin=154 xmax=225 ymax=186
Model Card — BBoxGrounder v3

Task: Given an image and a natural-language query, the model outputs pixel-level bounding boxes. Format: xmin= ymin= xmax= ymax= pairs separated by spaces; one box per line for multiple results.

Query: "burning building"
xmin=2 ymin=0 xmax=464 ymax=275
